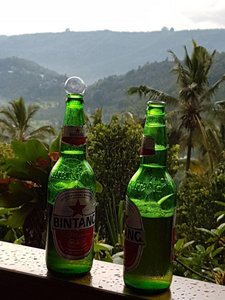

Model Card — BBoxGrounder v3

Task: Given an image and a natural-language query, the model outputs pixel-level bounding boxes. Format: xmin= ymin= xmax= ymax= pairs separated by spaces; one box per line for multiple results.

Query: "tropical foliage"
xmin=0 ymin=108 xmax=179 ymax=255
xmin=174 ymin=221 xmax=225 ymax=285
xmin=87 ymin=110 xmax=143 ymax=249
xmin=0 ymin=41 xmax=225 ymax=286
xmin=174 ymin=167 xmax=225 ymax=285
xmin=128 ymin=40 xmax=225 ymax=173
xmin=0 ymin=138 xmax=59 ymax=247
xmin=0 ymin=97 xmax=55 ymax=142
xmin=0 ymin=98 xmax=58 ymax=246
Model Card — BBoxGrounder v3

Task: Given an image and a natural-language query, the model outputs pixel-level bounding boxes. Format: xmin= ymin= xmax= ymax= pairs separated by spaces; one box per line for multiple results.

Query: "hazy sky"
xmin=1 ymin=0 xmax=225 ymax=36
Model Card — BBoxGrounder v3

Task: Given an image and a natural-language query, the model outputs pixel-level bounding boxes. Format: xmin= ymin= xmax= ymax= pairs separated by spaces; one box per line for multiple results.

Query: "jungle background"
xmin=0 ymin=35 xmax=225 ymax=285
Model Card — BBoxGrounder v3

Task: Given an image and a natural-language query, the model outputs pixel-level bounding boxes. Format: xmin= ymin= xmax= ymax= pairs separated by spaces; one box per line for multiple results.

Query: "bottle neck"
xmin=140 ymin=102 xmax=167 ymax=167
xmin=60 ymin=94 xmax=86 ymax=159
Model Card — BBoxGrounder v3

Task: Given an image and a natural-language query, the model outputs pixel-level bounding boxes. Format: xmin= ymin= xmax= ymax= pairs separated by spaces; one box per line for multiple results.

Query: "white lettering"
xmin=52 ymin=212 xmax=95 ymax=230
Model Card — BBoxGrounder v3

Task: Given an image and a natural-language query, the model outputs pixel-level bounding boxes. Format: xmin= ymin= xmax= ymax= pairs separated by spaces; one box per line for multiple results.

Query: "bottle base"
xmin=125 ymin=282 xmax=170 ymax=294
xmin=124 ymin=275 xmax=171 ymax=293
xmin=46 ymin=249 xmax=94 ymax=277
xmin=47 ymin=265 xmax=91 ymax=278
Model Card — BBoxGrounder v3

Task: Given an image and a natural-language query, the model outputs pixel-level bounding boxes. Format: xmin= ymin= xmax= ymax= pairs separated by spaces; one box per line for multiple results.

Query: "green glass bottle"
xmin=45 ymin=76 xmax=96 ymax=275
xmin=123 ymin=100 xmax=176 ymax=292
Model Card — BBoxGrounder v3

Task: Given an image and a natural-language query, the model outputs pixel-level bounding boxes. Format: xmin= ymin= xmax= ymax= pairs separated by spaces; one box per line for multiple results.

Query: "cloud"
xmin=174 ymin=0 xmax=225 ymax=29
xmin=190 ymin=8 xmax=225 ymax=27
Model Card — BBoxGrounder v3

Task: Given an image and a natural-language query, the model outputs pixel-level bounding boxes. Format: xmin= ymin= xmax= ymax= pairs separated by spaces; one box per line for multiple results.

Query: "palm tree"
xmin=128 ymin=40 xmax=225 ymax=172
xmin=0 ymin=97 xmax=55 ymax=142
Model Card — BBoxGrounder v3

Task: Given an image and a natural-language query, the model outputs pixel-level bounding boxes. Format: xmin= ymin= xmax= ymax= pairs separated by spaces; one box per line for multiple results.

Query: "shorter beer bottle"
xmin=45 ymin=76 xmax=96 ymax=275
xmin=123 ymin=100 xmax=176 ymax=291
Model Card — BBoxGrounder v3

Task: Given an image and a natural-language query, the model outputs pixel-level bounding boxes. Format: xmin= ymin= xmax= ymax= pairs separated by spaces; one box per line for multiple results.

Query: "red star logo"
xmin=69 ymin=200 xmax=86 ymax=216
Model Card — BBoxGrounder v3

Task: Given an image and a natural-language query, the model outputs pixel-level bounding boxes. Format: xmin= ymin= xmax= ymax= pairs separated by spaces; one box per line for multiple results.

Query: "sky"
xmin=1 ymin=0 xmax=225 ymax=36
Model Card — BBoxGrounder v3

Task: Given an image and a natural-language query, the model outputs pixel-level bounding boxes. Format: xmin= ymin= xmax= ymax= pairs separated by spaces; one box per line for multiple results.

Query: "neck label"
xmin=62 ymin=126 xmax=86 ymax=146
xmin=140 ymin=136 xmax=155 ymax=156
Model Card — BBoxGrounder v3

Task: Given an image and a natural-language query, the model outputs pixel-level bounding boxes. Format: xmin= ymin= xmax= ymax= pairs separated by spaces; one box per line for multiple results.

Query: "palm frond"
xmin=215 ymin=100 xmax=225 ymax=108
xmin=191 ymin=44 xmax=215 ymax=84
xmin=169 ymin=50 xmax=190 ymax=87
xmin=27 ymin=125 xmax=55 ymax=140
xmin=168 ymin=49 xmax=181 ymax=66
xmin=128 ymin=85 xmax=151 ymax=97
xmin=128 ymin=85 xmax=178 ymax=105
xmin=0 ymin=98 xmax=55 ymax=142
xmin=201 ymin=75 xmax=225 ymax=103
xmin=204 ymin=49 xmax=216 ymax=75
xmin=0 ymin=118 xmax=16 ymax=132
xmin=10 ymin=97 xmax=27 ymax=130
xmin=26 ymin=104 xmax=40 ymax=126
xmin=195 ymin=115 xmax=215 ymax=172
xmin=0 ymin=109 xmax=18 ymax=126
xmin=184 ymin=45 xmax=192 ymax=70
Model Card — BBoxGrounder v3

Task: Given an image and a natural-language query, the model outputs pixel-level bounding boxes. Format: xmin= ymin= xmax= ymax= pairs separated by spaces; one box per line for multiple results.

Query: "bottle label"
xmin=62 ymin=126 xmax=86 ymax=146
xmin=51 ymin=189 xmax=95 ymax=260
xmin=124 ymin=198 xmax=145 ymax=272
xmin=140 ymin=136 xmax=155 ymax=156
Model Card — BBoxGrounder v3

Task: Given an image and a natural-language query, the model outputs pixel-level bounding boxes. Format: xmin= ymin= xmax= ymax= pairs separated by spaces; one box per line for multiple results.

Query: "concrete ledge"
xmin=0 ymin=241 xmax=224 ymax=299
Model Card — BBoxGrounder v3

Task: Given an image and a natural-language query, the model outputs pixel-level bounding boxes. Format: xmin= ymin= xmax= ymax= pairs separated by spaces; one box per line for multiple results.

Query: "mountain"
xmin=0 ymin=57 xmax=66 ymax=127
xmin=85 ymin=60 xmax=175 ymax=120
xmin=0 ymin=57 xmax=66 ymax=103
xmin=1 ymin=29 xmax=225 ymax=84
xmin=85 ymin=51 xmax=225 ymax=120
xmin=1 ymin=48 xmax=225 ymax=125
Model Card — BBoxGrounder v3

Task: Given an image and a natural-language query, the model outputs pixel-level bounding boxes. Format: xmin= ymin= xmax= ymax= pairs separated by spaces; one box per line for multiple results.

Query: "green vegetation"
xmin=125 ymin=41 xmax=225 ymax=283
xmin=0 ymin=97 xmax=55 ymax=142
xmin=0 ymin=57 xmax=66 ymax=102
xmin=1 ymin=29 xmax=225 ymax=84
xmin=87 ymin=109 xmax=143 ymax=249
xmin=175 ymin=162 xmax=225 ymax=285
xmin=0 ymin=40 xmax=225 ymax=285
xmin=128 ymin=41 xmax=225 ymax=173
xmin=0 ymin=139 xmax=59 ymax=247
xmin=2 ymin=44 xmax=225 ymax=126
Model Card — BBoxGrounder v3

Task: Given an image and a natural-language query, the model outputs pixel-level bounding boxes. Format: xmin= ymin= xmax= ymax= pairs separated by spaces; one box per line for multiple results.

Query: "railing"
xmin=0 ymin=241 xmax=224 ymax=299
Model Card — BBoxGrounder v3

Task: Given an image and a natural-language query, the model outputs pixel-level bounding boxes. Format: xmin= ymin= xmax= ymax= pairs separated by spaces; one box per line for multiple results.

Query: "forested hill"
xmin=1 ymin=29 xmax=225 ymax=83
xmin=85 ymin=51 xmax=225 ymax=120
xmin=1 ymin=51 xmax=225 ymax=125
xmin=0 ymin=57 xmax=66 ymax=103
xmin=85 ymin=60 xmax=175 ymax=119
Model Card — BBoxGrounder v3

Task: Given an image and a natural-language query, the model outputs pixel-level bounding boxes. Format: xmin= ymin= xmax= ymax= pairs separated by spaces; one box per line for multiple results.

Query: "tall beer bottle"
xmin=45 ymin=76 xmax=96 ymax=275
xmin=123 ymin=100 xmax=176 ymax=291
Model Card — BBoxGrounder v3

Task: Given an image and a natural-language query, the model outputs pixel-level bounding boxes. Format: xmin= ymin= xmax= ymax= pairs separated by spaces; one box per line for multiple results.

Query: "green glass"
xmin=45 ymin=77 xmax=96 ymax=276
xmin=123 ymin=100 xmax=176 ymax=292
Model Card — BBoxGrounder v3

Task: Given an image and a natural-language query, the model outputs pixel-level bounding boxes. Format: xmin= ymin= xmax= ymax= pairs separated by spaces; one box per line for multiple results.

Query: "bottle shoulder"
xmin=127 ymin=165 xmax=176 ymax=207
xmin=48 ymin=157 xmax=95 ymax=191
xmin=129 ymin=165 xmax=174 ymax=183
xmin=48 ymin=158 xmax=96 ymax=204
xmin=50 ymin=157 xmax=94 ymax=174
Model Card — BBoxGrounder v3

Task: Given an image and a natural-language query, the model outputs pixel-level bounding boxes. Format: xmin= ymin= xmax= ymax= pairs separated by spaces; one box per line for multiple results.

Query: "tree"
xmin=128 ymin=40 xmax=225 ymax=172
xmin=0 ymin=97 xmax=55 ymax=142
xmin=87 ymin=110 xmax=143 ymax=247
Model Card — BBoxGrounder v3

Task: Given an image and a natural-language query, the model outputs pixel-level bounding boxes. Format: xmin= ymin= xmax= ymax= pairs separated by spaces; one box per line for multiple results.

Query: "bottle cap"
xmin=64 ymin=76 xmax=86 ymax=95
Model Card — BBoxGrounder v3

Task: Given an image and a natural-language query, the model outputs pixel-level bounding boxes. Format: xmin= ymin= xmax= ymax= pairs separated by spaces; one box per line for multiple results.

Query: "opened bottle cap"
xmin=64 ymin=76 xmax=86 ymax=95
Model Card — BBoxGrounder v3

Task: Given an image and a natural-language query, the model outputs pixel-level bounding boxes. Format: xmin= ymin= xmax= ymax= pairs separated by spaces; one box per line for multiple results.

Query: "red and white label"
xmin=140 ymin=136 xmax=155 ymax=156
xmin=124 ymin=198 xmax=145 ymax=272
xmin=51 ymin=189 xmax=95 ymax=260
xmin=62 ymin=126 xmax=86 ymax=146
